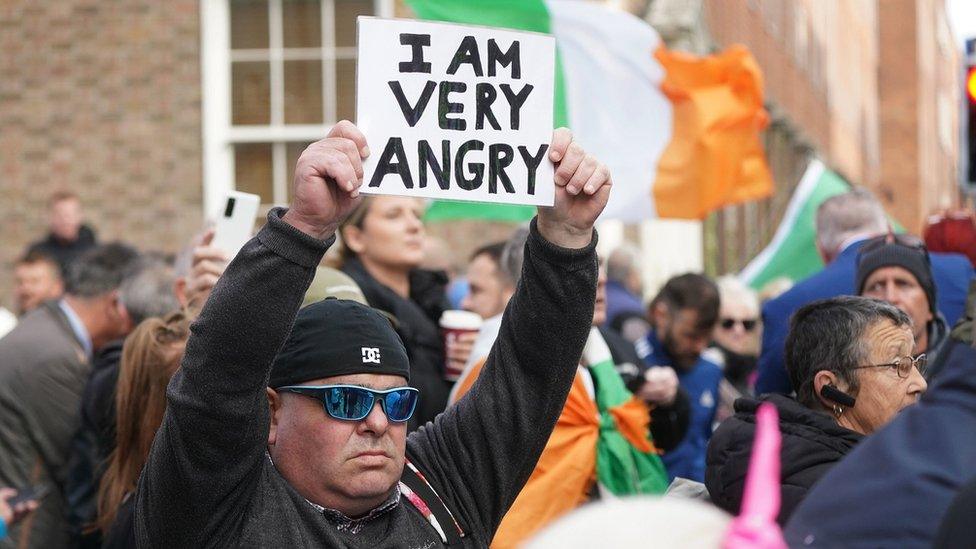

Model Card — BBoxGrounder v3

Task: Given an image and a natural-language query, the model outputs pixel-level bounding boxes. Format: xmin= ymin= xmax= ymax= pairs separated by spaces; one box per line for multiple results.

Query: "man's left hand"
xmin=537 ymin=128 xmax=612 ymax=249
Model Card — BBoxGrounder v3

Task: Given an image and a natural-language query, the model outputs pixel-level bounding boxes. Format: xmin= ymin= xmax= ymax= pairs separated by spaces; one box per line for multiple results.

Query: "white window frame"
xmin=200 ymin=0 xmax=394 ymax=218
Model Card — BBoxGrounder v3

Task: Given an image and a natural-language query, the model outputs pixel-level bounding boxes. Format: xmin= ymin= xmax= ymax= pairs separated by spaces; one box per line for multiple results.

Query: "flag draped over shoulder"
xmin=407 ymin=0 xmax=773 ymax=222
xmin=448 ymin=327 xmax=667 ymax=548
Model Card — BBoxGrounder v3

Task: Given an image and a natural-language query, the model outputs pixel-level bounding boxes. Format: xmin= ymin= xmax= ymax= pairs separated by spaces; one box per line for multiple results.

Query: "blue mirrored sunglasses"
xmin=277 ymin=384 xmax=420 ymax=423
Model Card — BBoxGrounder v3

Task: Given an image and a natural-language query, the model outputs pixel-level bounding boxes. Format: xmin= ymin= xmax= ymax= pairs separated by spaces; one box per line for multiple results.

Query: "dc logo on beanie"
xmin=362 ymin=347 xmax=382 ymax=364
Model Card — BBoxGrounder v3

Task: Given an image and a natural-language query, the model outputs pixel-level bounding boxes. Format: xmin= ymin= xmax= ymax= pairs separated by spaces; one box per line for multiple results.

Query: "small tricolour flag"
xmin=739 ymin=160 xmax=850 ymax=289
xmin=411 ymin=0 xmax=773 ymax=223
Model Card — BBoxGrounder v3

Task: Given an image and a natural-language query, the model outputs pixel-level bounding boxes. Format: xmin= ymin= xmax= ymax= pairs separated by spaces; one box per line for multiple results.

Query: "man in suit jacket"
xmin=756 ymin=190 xmax=974 ymax=395
xmin=0 ymin=243 xmax=142 ymax=549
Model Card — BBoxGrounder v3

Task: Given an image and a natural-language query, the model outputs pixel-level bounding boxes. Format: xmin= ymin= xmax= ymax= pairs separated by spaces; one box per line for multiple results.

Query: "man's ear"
xmin=267 ymin=388 xmax=282 ymax=446
xmin=815 ymin=240 xmax=832 ymax=265
xmin=108 ymin=289 xmax=132 ymax=331
xmin=651 ymin=302 xmax=670 ymax=331
xmin=173 ymin=276 xmax=188 ymax=308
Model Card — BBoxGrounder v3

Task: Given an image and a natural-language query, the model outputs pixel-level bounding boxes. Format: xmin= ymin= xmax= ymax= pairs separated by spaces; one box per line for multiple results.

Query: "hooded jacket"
xmin=706 ymin=393 xmax=863 ymax=525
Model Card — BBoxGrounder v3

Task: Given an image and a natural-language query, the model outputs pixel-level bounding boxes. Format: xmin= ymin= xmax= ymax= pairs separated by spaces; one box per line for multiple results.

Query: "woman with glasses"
xmin=705 ymin=296 xmax=927 ymax=525
xmin=706 ymin=276 xmax=762 ymax=422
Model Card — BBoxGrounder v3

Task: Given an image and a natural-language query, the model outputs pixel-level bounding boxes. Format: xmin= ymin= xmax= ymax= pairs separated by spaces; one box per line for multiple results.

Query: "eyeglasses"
xmin=277 ymin=384 xmax=420 ymax=423
xmin=720 ymin=318 xmax=758 ymax=332
xmin=852 ymin=354 xmax=927 ymax=379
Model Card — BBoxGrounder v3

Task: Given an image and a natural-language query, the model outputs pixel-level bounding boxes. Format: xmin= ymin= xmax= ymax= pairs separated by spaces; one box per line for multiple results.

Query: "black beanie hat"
xmin=269 ymin=298 xmax=410 ymax=388
xmin=856 ymin=243 xmax=937 ymax=316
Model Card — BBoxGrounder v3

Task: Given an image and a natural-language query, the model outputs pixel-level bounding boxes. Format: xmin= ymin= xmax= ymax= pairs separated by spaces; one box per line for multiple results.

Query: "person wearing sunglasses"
xmin=706 ymin=276 xmax=762 ymax=423
xmin=855 ymin=234 xmax=961 ymax=381
xmin=707 ymin=296 xmax=927 ymax=525
xmin=132 ymin=121 xmax=612 ymax=548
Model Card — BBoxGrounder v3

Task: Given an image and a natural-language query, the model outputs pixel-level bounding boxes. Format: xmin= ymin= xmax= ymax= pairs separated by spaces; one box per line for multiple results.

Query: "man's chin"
xmin=343 ymin=470 xmax=400 ymax=499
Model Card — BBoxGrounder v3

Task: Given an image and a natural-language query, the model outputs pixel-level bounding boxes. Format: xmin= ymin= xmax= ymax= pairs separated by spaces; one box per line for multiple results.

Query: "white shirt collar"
xmin=58 ymin=299 xmax=92 ymax=359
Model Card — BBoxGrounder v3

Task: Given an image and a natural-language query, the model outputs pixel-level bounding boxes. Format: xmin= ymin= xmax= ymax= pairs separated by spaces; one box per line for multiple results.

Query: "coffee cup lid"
xmin=440 ymin=309 xmax=483 ymax=329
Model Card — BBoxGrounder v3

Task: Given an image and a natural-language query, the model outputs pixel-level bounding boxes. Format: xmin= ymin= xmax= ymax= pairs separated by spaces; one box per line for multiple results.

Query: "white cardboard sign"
xmin=356 ymin=17 xmax=555 ymax=207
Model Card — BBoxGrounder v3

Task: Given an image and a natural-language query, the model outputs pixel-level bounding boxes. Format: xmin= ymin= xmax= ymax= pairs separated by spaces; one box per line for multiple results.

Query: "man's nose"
xmin=907 ymin=365 xmax=928 ymax=397
xmin=359 ymin=400 xmax=390 ymax=434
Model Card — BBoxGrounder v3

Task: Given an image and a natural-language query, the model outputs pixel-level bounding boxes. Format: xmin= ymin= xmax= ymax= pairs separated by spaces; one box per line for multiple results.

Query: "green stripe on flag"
xmin=407 ymin=0 xmax=567 ymax=223
xmin=741 ymin=161 xmax=848 ymax=289
xmin=424 ymin=201 xmax=537 ymax=222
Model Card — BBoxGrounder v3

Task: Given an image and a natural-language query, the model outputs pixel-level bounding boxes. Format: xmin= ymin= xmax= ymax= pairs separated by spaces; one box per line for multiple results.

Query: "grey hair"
xmin=786 ymin=296 xmax=912 ymax=409
xmin=606 ymin=244 xmax=640 ymax=284
xmin=716 ymin=275 xmax=759 ymax=317
xmin=64 ymin=243 xmax=142 ymax=298
xmin=119 ymin=259 xmax=180 ymax=325
xmin=499 ymin=224 xmax=530 ymax=287
xmin=815 ymin=188 xmax=888 ymax=256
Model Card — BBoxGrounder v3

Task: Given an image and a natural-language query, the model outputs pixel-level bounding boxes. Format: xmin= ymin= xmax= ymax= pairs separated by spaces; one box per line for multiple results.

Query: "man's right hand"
xmin=282 ymin=121 xmax=370 ymax=239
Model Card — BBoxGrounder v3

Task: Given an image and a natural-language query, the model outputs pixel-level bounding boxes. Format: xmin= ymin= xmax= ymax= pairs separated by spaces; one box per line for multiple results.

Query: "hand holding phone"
xmin=212 ymin=191 xmax=260 ymax=260
xmin=0 ymin=485 xmax=43 ymax=527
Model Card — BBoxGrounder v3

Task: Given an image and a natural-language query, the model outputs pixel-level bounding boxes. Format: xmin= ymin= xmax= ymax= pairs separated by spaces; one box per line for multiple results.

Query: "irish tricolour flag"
xmin=411 ymin=0 xmax=773 ymax=223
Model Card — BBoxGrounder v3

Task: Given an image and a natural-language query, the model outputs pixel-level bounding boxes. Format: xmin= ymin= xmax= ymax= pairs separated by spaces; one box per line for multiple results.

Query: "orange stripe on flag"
xmin=450 ymin=362 xmax=598 ymax=548
xmin=652 ymin=44 xmax=774 ymax=219
xmin=609 ymin=396 xmax=657 ymax=454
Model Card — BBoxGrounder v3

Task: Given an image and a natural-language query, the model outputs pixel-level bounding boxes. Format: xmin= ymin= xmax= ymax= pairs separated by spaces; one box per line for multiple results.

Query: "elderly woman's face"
xmin=713 ymin=299 xmax=760 ymax=356
xmin=844 ymin=320 xmax=927 ymax=435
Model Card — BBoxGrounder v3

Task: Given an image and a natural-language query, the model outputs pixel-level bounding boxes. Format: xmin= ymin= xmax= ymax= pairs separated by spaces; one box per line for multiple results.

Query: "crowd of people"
xmin=0 ymin=122 xmax=975 ymax=548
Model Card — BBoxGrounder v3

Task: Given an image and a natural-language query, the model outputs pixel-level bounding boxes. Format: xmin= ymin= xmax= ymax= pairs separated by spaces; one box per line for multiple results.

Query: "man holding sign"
xmin=133 ymin=22 xmax=611 ymax=547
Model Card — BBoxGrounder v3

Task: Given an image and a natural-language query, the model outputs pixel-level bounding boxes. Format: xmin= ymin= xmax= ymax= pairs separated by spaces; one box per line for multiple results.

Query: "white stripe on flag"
xmin=546 ymin=0 xmax=671 ymax=221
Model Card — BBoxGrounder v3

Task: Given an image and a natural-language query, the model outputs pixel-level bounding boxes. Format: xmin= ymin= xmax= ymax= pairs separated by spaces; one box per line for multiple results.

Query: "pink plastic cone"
xmin=723 ymin=402 xmax=788 ymax=549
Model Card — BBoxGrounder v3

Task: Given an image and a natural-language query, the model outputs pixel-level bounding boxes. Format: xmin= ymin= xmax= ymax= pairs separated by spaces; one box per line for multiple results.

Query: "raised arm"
xmin=406 ymin=129 xmax=612 ymax=540
xmin=135 ymin=122 xmax=369 ymax=546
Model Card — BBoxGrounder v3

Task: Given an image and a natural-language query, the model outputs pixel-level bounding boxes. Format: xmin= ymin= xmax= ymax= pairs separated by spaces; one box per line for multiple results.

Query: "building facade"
xmin=0 ymin=0 xmax=965 ymax=305
xmin=650 ymin=0 xmax=961 ymax=274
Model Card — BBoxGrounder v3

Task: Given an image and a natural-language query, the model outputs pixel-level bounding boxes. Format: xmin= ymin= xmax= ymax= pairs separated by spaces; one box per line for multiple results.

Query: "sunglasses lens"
xmin=742 ymin=320 xmax=757 ymax=331
xmin=721 ymin=319 xmax=735 ymax=330
xmin=384 ymin=389 xmax=418 ymax=422
xmin=325 ymin=387 xmax=374 ymax=420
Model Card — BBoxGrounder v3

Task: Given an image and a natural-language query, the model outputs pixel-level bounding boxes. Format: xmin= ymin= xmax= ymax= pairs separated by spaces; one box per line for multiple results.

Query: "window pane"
xmin=334 ymin=0 xmax=374 ymax=48
xmin=284 ymin=61 xmax=323 ymax=124
xmin=336 ymin=58 xmax=356 ymax=122
xmin=234 ymin=143 xmax=274 ymax=202
xmin=283 ymin=0 xmax=321 ymax=48
xmin=285 ymin=141 xmax=314 ymax=201
xmin=232 ymin=61 xmax=271 ymax=125
xmin=231 ymin=0 xmax=269 ymax=49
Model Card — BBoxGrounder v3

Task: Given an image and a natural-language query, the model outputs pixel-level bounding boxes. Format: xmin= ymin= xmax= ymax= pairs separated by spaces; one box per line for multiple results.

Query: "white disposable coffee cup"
xmin=439 ymin=310 xmax=483 ymax=381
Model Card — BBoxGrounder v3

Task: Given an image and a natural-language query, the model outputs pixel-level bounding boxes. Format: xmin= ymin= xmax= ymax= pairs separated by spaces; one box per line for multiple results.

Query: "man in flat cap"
xmin=134 ymin=121 xmax=612 ymax=547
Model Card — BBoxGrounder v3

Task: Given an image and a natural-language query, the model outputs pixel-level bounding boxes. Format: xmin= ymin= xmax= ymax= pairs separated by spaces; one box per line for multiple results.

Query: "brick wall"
xmin=879 ymin=0 xmax=960 ymax=232
xmin=0 ymin=1 xmax=203 ymax=308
